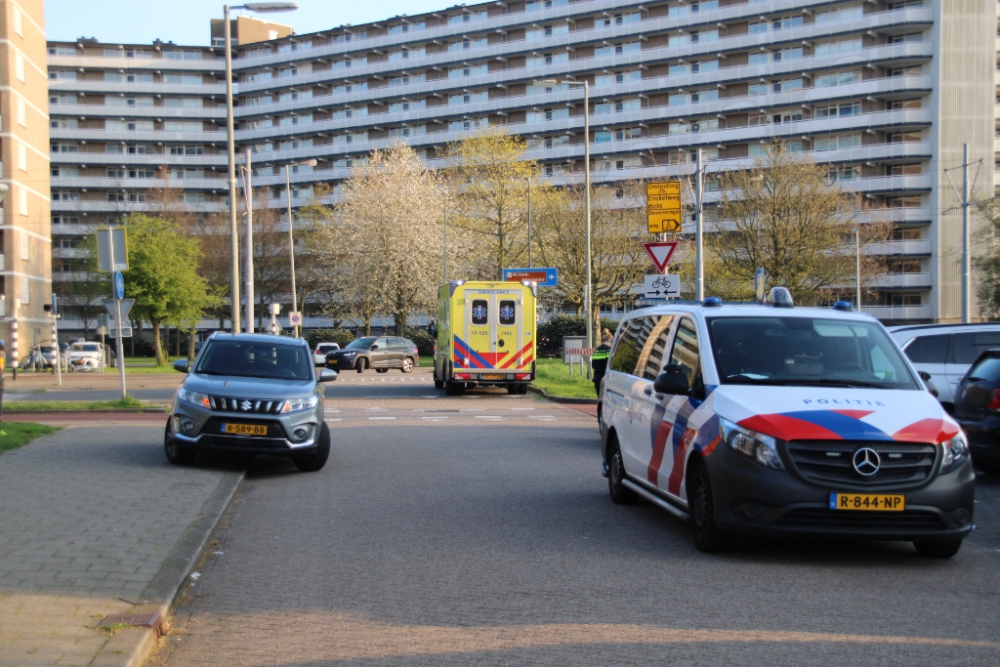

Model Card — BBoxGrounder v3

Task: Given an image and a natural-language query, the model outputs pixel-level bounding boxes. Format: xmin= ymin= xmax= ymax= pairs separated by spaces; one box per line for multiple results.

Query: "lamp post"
xmin=536 ymin=79 xmax=591 ymax=350
xmin=284 ymin=158 xmax=317 ymax=337
xmin=223 ymin=3 xmax=298 ymax=334
xmin=855 ymin=227 xmax=861 ymax=311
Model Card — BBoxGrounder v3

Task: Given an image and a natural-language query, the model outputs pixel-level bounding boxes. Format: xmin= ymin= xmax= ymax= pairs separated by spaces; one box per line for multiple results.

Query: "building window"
xmin=20 ymin=233 xmax=29 ymax=260
xmin=15 ymin=53 xmax=24 ymax=82
xmin=19 ymin=189 xmax=27 ymax=216
xmin=13 ymin=8 xmax=23 ymax=36
xmin=17 ymin=143 xmax=27 ymax=171
xmin=17 ymin=98 xmax=26 ymax=126
xmin=22 ymin=278 xmax=30 ymax=305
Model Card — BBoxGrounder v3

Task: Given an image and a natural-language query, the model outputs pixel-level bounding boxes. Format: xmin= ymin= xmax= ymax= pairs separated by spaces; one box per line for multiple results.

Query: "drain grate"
xmin=95 ymin=612 xmax=163 ymax=635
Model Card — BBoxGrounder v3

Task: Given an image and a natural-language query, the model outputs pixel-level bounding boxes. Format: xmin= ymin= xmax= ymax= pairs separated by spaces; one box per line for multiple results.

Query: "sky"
xmin=46 ymin=0 xmax=456 ymax=45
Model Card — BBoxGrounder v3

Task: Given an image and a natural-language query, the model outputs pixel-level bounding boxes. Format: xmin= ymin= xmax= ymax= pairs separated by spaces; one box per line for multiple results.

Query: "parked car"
xmin=888 ymin=323 xmax=1000 ymax=411
xmin=600 ymin=291 xmax=974 ymax=557
xmin=68 ymin=342 xmax=104 ymax=371
xmin=952 ymin=348 xmax=1000 ymax=476
xmin=313 ymin=342 xmax=340 ymax=366
xmin=325 ymin=336 xmax=419 ymax=373
xmin=39 ymin=343 xmax=69 ymax=368
xmin=165 ymin=332 xmax=338 ymax=472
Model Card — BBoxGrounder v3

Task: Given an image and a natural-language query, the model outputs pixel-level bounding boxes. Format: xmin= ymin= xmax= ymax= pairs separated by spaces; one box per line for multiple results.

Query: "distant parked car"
xmin=39 ymin=343 xmax=68 ymax=368
xmin=69 ymin=342 xmax=104 ymax=371
xmin=313 ymin=342 xmax=340 ymax=366
xmin=952 ymin=348 xmax=1000 ymax=476
xmin=889 ymin=323 xmax=1000 ymax=411
xmin=325 ymin=336 xmax=419 ymax=374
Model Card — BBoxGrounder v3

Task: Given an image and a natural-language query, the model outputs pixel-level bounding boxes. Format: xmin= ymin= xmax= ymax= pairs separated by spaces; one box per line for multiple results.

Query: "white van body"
xmin=888 ymin=324 xmax=1000 ymax=407
xmin=599 ymin=301 xmax=974 ymax=556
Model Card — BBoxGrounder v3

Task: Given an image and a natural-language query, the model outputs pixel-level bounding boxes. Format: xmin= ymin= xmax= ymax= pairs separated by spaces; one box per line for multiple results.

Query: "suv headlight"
xmin=177 ymin=388 xmax=210 ymax=408
xmin=720 ymin=417 xmax=785 ymax=470
xmin=939 ymin=432 xmax=969 ymax=474
xmin=281 ymin=395 xmax=319 ymax=413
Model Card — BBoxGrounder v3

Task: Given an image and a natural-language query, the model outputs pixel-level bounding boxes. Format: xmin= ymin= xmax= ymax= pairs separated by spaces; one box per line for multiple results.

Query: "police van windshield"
xmin=707 ymin=317 xmax=918 ymax=390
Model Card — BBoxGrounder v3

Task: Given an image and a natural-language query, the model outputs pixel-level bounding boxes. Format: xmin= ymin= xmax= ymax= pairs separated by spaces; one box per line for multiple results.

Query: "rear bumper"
xmin=956 ymin=415 xmax=1000 ymax=465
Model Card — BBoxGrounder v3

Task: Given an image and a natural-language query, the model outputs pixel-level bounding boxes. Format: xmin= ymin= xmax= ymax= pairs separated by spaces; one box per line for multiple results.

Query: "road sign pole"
xmin=108 ymin=226 xmax=127 ymax=400
xmin=695 ymin=148 xmax=704 ymax=301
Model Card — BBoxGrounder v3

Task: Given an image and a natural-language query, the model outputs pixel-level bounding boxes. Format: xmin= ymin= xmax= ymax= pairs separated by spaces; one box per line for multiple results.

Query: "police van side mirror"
xmin=654 ymin=364 xmax=689 ymax=395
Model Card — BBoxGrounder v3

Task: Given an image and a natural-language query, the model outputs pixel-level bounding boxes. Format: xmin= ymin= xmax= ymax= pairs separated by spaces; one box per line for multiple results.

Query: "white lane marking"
xmin=421 ymin=396 xmax=440 ymax=399
xmin=529 ymin=415 xmax=556 ymax=419
xmin=474 ymin=415 xmax=502 ymax=420
xmin=369 ymin=416 xmax=397 ymax=421
xmin=421 ymin=417 xmax=448 ymax=421
xmin=510 ymin=407 xmax=535 ymax=411
xmin=365 ymin=407 xmax=387 ymax=411
xmin=325 ymin=409 xmax=341 ymax=413
xmin=325 ymin=418 xmax=343 ymax=422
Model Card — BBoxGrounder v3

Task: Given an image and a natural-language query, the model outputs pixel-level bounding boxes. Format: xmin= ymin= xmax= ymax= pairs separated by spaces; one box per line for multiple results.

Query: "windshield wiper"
xmin=785 ymin=378 xmax=887 ymax=389
xmin=724 ymin=374 xmax=786 ymax=384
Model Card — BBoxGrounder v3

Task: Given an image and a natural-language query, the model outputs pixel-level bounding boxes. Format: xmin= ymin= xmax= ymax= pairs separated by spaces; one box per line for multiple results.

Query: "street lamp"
xmin=223 ymin=3 xmax=298 ymax=334
xmin=536 ymin=79 xmax=592 ymax=351
xmin=284 ymin=159 xmax=317 ymax=337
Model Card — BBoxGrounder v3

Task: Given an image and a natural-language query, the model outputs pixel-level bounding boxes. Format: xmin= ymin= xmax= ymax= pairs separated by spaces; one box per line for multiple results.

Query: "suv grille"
xmin=785 ymin=440 xmax=937 ymax=488
xmin=209 ymin=396 xmax=284 ymax=414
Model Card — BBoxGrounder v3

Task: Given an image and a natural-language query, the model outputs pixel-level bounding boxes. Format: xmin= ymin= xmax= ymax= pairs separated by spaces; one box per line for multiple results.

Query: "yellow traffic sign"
xmin=646 ymin=182 xmax=682 ymax=233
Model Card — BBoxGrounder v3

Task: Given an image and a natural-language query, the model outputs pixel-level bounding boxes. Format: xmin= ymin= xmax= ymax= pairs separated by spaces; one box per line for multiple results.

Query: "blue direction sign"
xmin=113 ymin=271 xmax=125 ymax=300
xmin=502 ymin=267 xmax=558 ymax=287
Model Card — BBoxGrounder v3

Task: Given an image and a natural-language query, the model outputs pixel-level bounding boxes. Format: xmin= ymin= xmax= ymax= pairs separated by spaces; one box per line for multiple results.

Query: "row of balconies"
xmin=49 ymin=75 xmax=932 ymax=147
xmin=51 ymin=105 xmax=228 ymax=120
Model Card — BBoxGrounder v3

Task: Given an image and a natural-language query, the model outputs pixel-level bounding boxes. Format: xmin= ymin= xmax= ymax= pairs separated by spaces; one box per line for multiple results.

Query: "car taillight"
xmin=515 ymin=373 xmax=531 ymax=380
xmin=455 ymin=373 xmax=471 ymax=380
xmin=988 ymin=389 xmax=1000 ymax=412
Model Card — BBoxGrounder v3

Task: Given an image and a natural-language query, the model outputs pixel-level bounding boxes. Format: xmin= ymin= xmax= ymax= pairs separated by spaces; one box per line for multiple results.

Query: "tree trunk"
xmin=394 ymin=312 xmax=406 ymax=337
xmin=363 ymin=317 xmax=371 ymax=336
xmin=175 ymin=325 xmax=181 ymax=357
xmin=188 ymin=329 xmax=196 ymax=362
xmin=152 ymin=321 xmax=165 ymax=366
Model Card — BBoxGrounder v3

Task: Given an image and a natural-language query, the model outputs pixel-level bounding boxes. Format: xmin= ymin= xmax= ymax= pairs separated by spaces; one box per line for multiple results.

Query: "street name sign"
xmin=642 ymin=241 xmax=679 ymax=274
xmin=643 ymin=274 xmax=680 ymax=299
xmin=646 ymin=181 xmax=682 ymax=233
xmin=503 ymin=267 xmax=558 ymax=287
xmin=96 ymin=227 xmax=128 ymax=272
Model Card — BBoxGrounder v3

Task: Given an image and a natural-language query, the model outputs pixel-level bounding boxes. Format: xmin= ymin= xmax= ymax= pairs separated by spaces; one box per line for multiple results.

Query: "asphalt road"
xmin=146 ymin=380 xmax=1000 ymax=667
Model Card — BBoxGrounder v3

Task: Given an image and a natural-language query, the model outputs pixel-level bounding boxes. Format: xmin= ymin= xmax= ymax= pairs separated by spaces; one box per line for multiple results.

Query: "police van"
xmin=434 ymin=280 xmax=536 ymax=395
xmin=600 ymin=288 xmax=975 ymax=557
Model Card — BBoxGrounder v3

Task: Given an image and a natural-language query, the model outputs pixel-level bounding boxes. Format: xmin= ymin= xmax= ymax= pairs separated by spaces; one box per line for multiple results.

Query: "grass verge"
xmin=0 ymin=422 xmax=60 ymax=455
xmin=4 ymin=396 xmax=161 ymax=412
xmin=532 ymin=358 xmax=597 ymax=399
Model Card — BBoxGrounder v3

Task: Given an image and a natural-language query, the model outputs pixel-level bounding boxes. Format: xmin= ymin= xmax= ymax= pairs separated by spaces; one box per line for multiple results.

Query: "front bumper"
xmin=956 ymin=414 xmax=1000 ymax=467
xmin=170 ymin=401 xmax=321 ymax=456
xmin=706 ymin=442 xmax=976 ymax=542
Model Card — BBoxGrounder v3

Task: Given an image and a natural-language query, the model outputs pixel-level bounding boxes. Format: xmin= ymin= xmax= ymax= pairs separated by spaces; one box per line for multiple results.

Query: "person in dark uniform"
xmin=591 ymin=329 xmax=614 ymax=397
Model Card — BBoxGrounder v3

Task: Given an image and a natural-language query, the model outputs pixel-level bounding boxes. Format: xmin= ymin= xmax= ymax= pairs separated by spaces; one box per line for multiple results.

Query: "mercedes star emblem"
xmin=852 ymin=447 xmax=881 ymax=477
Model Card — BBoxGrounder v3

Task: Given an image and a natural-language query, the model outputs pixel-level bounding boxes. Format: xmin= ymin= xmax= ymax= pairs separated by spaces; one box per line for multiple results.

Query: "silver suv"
xmin=166 ymin=333 xmax=337 ymax=472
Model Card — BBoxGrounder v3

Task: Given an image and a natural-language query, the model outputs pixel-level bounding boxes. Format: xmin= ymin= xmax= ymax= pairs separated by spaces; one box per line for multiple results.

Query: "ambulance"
xmin=600 ymin=288 xmax=975 ymax=558
xmin=434 ymin=280 xmax=536 ymax=395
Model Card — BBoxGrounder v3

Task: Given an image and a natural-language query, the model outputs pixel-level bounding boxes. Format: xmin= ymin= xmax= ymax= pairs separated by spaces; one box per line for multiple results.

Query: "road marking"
xmin=326 ymin=418 xmax=343 ymax=422
xmin=325 ymin=409 xmax=341 ymax=413
xmin=421 ymin=417 xmax=448 ymax=421
xmin=369 ymin=417 xmax=396 ymax=421
xmin=365 ymin=407 xmax=387 ymax=411
xmin=529 ymin=415 xmax=556 ymax=419
xmin=474 ymin=415 xmax=502 ymax=420
xmin=510 ymin=407 xmax=535 ymax=411
xmin=421 ymin=396 xmax=440 ymax=399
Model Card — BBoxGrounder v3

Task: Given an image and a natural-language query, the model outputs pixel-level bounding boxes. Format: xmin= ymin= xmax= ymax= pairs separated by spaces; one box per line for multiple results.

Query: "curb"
xmin=527 ymin=385 xmax=599 ymax=405
xmin=90 ymin=469 xmax=244 ymax=667
xmin=3 ymin=408 xmax=166 ymax=415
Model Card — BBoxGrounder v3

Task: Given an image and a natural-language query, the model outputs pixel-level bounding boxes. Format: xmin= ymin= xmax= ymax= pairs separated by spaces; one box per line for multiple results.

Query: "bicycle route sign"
xmin=643 ymin=274 xmax=680 ymax=299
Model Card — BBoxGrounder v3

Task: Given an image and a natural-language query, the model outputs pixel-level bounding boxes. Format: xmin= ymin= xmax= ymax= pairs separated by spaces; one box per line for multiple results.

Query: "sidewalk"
xmin=0 ymin=423 xmax=241 ymax=666
xmin=2 ymin=372 xmax=183 ymax=395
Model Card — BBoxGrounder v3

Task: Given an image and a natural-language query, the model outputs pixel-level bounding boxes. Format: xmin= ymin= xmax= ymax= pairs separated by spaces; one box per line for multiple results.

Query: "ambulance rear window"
xmin=499 ymin=300 xmax=516 ymax=325
xmin=472 ymin=300 xmax=488 ymax=325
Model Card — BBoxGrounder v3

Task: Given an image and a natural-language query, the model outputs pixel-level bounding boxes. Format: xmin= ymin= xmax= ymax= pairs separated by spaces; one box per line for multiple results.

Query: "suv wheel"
xmin=293 ymin=423 xmax=331 ymax=473
xmin=356 ymin=358 xmax=366 ymax=374
xmin=164 ymin=420 xmax=196 ymax=465
xmin=401 ymin=357 xmax=414 ymax=373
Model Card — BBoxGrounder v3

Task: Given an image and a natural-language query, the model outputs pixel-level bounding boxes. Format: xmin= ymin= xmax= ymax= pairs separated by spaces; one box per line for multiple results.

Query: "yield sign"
xmin=643 ymin=242 xmax=678 ymax=274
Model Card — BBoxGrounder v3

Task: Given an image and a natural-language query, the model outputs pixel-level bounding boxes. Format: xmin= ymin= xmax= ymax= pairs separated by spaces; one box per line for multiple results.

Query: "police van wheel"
xmin=913 ymin=539 xmax=963 ymax=558
xmin=608 ymin=438 xmax=638 ymax=505
xmin=689 ymin=462 xmax=731 ymax=553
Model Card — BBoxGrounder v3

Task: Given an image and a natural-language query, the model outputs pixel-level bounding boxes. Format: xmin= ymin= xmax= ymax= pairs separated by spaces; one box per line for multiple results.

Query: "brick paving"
xmin=0 ymin=424 xmax=236 ymax=666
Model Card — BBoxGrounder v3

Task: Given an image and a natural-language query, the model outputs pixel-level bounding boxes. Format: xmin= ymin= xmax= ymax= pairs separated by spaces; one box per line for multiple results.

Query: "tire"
xmin=445 ymin=381 xmax=465 ymax=396
xmin=507 ymin=385 xmax=519 ymax=395
xmin=356 ymin=358 xmax=366 ymax=374
xmin=293 ymin=423 xmax=331 ymax=473
xmin=913 ymin=539 xmax=963 ymax=558
xmin=607 ymin=437 xmax=638 ymax=505
xmin=434 ymin=379 xmax=445 ymax=389
xmin=376 ymin=368 xmax=388 ymax=374
xmin=688 ymin=461 xmax=731 ymax=552
xmin=401 ymin=357 xmax=415 ymax=373
xmin=518 ymin=383 xmax=528 ymax=395
xmin=164 ymin=420 xmax=196 ymax=466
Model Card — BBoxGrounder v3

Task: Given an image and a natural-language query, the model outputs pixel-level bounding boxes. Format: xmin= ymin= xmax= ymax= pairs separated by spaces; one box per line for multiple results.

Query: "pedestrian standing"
xmin=591 ymin=328 xmax=614 ymax=397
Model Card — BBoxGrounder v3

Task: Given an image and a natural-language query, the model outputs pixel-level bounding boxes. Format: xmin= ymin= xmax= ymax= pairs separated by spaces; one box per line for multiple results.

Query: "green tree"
xmin=120 ymin=214 xmax=211 ymax=365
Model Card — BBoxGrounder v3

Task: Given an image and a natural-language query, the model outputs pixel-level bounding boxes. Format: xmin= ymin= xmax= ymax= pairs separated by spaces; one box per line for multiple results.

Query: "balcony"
xmin=50 ymin=152 xmax=228 ymax=167
xmin=50 ymin=200 xmax=226 ymax=213
xmin=867 ymin=238 xmax=933 ymax=256
xmin=862 ymin=305 xmax=933 ymax=321
xmin=50 ymin=104 xmax=227 ymax=120
xmin=47 ymin=80 xmax=226 ymax=96
xmin=51 ymin=128 xmax=226 ymax=144
xmin=52 ymin=176 xmax=228 ymax=191
xmin=48 ymin=55 xmax=224 ymax=73
xmin=873 ymin=272 xmax=932 ymax=288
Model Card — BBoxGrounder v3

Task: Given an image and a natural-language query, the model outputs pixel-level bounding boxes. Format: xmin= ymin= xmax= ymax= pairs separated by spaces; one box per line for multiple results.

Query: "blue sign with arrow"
xmin=113 ymin=271 xmax=125 ymax=300
xmin=502 ymin=267 xmax=558 ymax=287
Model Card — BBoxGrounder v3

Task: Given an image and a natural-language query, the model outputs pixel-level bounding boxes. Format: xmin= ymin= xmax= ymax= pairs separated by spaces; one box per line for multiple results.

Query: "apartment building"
xmin=46 ymin=0 xmax=996 ymax=333
xmin=1 ymin=0 xmax=52 ymax=354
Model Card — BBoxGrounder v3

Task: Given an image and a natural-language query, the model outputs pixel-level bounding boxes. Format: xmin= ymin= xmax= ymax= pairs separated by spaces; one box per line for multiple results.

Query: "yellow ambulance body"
xmin=434 ymin=280 xmax=537 ymax=395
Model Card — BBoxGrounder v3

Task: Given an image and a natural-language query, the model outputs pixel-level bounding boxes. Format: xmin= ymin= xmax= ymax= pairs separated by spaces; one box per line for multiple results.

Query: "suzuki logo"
xmin=852 ymin=447 xmax=881 ymax=477
xmin=240 ymin=400 xmax=253 ymax=412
